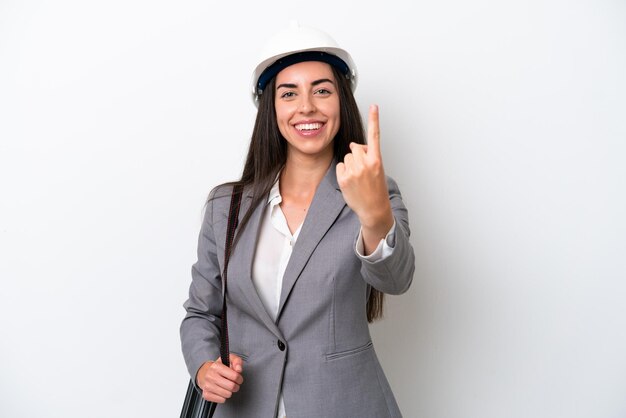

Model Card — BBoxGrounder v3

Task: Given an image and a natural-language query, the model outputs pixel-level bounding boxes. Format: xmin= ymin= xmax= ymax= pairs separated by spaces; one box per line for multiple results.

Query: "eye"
xmin=280 ymin=91 xmax=296 ymax=99
xmin=315 ymin=88 xmax=332 ymax=95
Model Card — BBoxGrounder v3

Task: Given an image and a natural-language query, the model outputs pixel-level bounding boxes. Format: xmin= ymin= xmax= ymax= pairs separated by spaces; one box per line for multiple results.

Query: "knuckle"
xmin=369 ymin=159 xmax=381 ymax=170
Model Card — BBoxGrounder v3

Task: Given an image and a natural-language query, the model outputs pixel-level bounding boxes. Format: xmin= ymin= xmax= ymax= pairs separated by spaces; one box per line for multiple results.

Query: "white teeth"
xmin=295 ymin=123 xmax=322 ymax=131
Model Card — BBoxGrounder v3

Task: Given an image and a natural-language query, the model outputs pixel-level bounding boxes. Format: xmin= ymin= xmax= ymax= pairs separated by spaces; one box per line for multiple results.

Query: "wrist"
xmin=358 ymin=204 xmax=393 ymax=230
xmin=360 ymin=209 xmax=394 ymax=256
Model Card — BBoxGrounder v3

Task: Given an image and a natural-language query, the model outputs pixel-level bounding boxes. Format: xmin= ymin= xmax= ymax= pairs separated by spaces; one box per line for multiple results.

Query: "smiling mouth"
xmin=295 ymin=122 xmax=323 ymax=131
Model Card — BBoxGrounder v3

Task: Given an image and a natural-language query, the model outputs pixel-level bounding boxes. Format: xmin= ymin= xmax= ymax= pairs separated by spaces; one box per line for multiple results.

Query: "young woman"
xmin=181 ymin=22 xmax=415 ymax=418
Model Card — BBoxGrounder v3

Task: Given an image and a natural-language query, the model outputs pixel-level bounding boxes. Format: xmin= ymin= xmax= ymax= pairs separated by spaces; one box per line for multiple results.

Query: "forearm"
xmin=358 ymin=177 xmax=415 ymax=294
xmin=359 ymin=203 xmax=394 ymax=256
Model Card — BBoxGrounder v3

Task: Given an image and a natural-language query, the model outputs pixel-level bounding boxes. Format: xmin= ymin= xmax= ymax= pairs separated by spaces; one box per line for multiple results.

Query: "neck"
xmin=280 ymin=152 xmax=333 ymax=198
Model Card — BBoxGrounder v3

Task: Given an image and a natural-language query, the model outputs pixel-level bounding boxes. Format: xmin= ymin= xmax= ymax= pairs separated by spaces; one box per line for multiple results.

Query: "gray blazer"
xmin=181 ymin=163 xmax=415 ymax=418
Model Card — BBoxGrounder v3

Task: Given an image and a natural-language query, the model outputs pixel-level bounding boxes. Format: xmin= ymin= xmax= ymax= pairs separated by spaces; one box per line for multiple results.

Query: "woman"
xmin=181 ymin=22 xmax=415 ymax=418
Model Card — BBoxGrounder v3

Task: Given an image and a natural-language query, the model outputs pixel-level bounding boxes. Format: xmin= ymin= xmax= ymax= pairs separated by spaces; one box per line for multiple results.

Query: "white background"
xmin=1 ymin=1 xmax=625 ymax=417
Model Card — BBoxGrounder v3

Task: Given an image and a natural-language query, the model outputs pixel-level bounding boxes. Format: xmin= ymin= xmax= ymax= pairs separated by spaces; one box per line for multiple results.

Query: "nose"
xmin=298 ymin=93 xmax=316 ymax=114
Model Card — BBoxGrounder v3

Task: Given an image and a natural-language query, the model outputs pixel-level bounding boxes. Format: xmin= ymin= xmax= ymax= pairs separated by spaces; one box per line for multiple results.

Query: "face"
xmin=274 ymin=61 xmax=340 ymax=163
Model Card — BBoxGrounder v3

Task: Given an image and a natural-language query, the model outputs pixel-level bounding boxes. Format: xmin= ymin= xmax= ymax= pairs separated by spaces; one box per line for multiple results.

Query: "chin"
xmin=289 ymin=142 xmax=334 ymax=159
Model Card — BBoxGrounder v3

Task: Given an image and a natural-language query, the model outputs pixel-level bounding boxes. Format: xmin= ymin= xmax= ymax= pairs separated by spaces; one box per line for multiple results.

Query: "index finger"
xmin=367 ymin=104 xmax=381 ymax=158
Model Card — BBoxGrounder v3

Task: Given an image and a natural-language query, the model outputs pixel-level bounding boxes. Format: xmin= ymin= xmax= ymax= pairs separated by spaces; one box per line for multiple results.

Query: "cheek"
xmin=324 ymin=101 xmax=341 ymax=129
xmin=275 ymin=102 xmax=294 ymax=123
xmin=332 ymin=115 xmax=341 ymax=133
xmin=274 ymin=108 xmax=290 ymax=135
xmin=329 ymin=111 xmax=341 ymax=137
xmin=278 ymin=124 xmax=290 ymax=140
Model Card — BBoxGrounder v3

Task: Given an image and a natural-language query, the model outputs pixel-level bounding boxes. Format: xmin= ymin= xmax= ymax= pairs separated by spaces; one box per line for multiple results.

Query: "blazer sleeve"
xmin=358 ymin=176 xmax=415 ymax=295
xmin=180 ymin=190 xmax=224 ymax=387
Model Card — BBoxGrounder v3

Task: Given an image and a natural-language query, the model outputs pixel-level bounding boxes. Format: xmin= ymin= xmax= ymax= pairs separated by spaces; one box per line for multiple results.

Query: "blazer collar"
xmin=231 ymin=161 xmax=345 ymax=334
xmin=277 ymin=160 xmax=345 ymax=318
xmin=230 ymin=191 xmax=284 ymax=340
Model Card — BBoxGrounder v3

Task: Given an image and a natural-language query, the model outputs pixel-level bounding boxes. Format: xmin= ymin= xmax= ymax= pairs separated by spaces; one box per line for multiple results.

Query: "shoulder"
xmin=385 ymin=175 xmax=411 ymax=220
xmin=385 ymin=175 xmax=402 ymax=195
xmin=203 ymin=183 xmax=243 ymax=225
xmin=208 ymin=183 xmax=236 ymax=203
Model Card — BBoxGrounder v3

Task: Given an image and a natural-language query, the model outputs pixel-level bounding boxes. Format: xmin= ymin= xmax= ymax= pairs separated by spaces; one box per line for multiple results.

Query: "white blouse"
xmin=251 ymin=179 xmax=396 ymax=418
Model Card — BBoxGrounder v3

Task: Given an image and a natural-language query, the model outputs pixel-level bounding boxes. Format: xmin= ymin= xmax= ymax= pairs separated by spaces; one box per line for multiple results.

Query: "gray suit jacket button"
xmin=277 ymin=340 xmax=286 ymax=351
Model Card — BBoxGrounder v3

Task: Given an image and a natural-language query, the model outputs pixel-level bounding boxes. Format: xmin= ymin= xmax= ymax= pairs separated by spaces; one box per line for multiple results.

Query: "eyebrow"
xmin=276 ymin=78 xmax=335 ymax=90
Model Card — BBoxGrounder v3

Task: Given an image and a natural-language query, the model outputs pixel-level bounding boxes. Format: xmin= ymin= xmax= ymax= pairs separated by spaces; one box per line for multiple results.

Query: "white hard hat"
xmin=250 ymin=21 xmax=358 ymax=107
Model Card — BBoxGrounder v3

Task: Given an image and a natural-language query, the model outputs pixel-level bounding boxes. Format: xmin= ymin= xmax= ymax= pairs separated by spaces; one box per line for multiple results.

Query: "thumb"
xmin=229 ymin=354 xmax=244 ymax=373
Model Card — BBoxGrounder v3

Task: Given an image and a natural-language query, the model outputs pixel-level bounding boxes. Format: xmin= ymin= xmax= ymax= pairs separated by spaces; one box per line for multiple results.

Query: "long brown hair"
xmin=217 ymin=64 xmax=384 ymax=322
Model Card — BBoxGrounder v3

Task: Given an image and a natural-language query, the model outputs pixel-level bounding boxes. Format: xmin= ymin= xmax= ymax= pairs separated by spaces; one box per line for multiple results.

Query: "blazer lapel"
xmin=230 ymin=189 xmax=284 ymax=340
xmin=277 ymin=163 xmax=346 ymax=318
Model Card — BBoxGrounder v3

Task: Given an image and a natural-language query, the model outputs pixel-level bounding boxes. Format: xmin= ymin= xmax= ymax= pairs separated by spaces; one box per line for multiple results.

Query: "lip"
xmin=293 ymin=120 xmax=326 ymax=137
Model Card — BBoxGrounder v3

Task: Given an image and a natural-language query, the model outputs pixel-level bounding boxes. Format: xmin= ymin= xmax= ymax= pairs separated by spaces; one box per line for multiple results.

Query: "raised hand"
xmin=336 ymin=104 xmax=394 ymax=255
